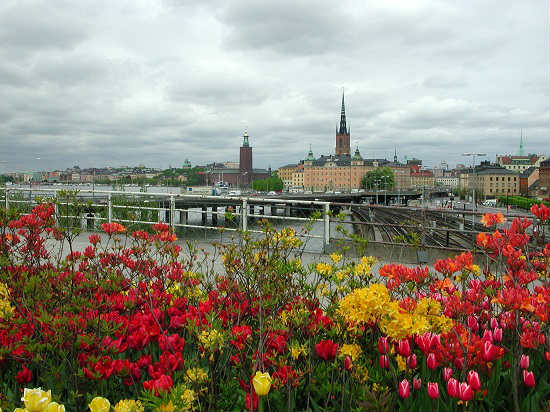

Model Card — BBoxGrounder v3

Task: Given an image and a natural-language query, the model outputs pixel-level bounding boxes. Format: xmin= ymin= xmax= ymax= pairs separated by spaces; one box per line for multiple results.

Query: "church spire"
xmin=338 ymin=90 xmax=348 ymax=135
xmin=519 ymin=129 xmax=525 ymax=156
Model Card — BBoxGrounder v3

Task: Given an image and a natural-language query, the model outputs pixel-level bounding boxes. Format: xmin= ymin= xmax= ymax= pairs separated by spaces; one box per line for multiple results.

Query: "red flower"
xmin=458 ymin=382 xmax=474 ymax=401
xmin=398 ymin=379 xmax=410 ymax=399
xmin=442 ymin=367 xmax=453 ymax=382
xmin=245 ymin=392 xmax=259 ymax=411
xmin=530 ymin=203 xmax=550 ymax=222
xmin=481 ymin=341 xmax=497 ymax=362
xmin=398 ymin=339 xmax=411 ymax=357
xmin=447 ymin=378 xmax=459 ymax=398
xmin=467 ymin=371 xmax=481 ymax=391
xmin=523 ymin=370 xmax=535 ymax=388
xmin=426 ymin=352 xmax=437 ymax=370
xmin=344 ymin=356 xmax=352 ymax=371
xmin=413 ymin=377 xmax=421 ymax=390
xmin=378 ymin=336 xmax=389 ymax=354
xmin=379 ymin=355 xmax=389 ymax=369
xmin=519 ymin=354 xmax=529 ymax=370
xmin=407 ymin=354 xmax=417 ymax=369
xmin=101 ymin=222 xmax=126 ymax=235
xmin=493 ymin=327 xmax=503 ymax=342
xmin=15 ymin=366 xmax=32 ymax=384
xmin=427 ymin=382 xmax=439 ymax=399
xmin=142 ymin=374 xmax=173 ymax=396
xmin=315 ymin=339 xmax=338 ymax=361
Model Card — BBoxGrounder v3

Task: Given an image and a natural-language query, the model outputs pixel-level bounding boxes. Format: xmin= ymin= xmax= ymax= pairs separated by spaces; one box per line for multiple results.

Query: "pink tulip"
xmin=467 ymin=370 xmax=481 ymax=391
xmin=482 ymin=329 xmax=493 ymax=342
xmin=413 ymin=377 xmax=421 ymax=390
xmin=458 ymin=382 xmax=474 ymax=401
xmin=523 ymin=370 xmax=535 ymax=388
xmin=407 ymin=354 xmax=417 ymax=369
xmin=490 ymin=317 xmax=498 ymax=329
xmin=467 ymin=315 xmax=479 ymax=332
xmin=427 ymin=352 xmax=437 ymax=370
xmin=447 ymin=378 xmax=459 ymax=398
xmin=493 ymin=327 xmax=503 ymax=342
xmin=482 ymin=341 xmax=497 ymax=362
xmin=427 ymin=382 xmax=439 ymax=399
xmin=442 ymin=367 xmax=453 ymax=382
xmin=379 ymin=355 xmax=389 ymax=369
xmin=398 ymin=339 xmax=411 ymax=357
xmin=398 ymin=379 xmax=411 ymax=399
xmin=344 ymin=356 xmax=352 ymax=371
xmin=520 ymin=354 xmax=529 ymax=370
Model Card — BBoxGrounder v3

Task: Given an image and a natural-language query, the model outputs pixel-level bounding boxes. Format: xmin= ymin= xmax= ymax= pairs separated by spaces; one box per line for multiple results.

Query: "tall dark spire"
xmin=338 ymin=90 xmax=348 ymax=135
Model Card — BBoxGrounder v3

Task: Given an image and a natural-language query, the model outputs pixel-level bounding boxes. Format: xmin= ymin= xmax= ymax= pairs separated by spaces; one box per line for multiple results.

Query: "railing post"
xmin=170 ymin=195 xmax=175 ymax=230
xmin=108 ymin=193 xmax=112 ymax=223
xmin=323 ymin=203 xmax=330 ymax=250
xmin=241 ymin=198 xmax=248 ymax=232
xmin=4 ymin=188 xmax=8 ymax=211
xmin=54 ymin=192 xmax=59 ymax=228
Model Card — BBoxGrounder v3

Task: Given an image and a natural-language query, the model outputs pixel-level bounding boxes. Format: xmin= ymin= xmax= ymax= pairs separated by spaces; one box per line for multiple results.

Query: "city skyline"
xmin=0 ymin=1 xmax=548 ymax=172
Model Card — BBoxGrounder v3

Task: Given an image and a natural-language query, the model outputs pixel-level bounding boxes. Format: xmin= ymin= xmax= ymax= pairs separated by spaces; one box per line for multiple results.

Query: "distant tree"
xmin=252 ymin=176 xmax=283 ymax=191
xmin=361 ymin=167 xmax=395 ymax=190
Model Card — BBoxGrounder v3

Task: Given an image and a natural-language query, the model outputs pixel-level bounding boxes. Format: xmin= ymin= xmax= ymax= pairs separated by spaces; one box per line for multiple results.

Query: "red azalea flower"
xmin=315 ymin=339 xmax=338 ymax=361
xmin=15 ymin=366 xmax=32 ymax=384
xmin=143 ymin=374 xmax=173 ymax=396
xmin=245 ymin=392 xmax=259 ymax=411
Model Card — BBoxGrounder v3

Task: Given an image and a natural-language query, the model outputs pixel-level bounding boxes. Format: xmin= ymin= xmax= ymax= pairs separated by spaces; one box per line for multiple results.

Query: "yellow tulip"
xmin=89 ymin=397 xmax=111 ymax=412
xmin=22 ymin=388 xmax=52 ymax=412
xmin=252 ymin=371 xmax=272 ymax=396
xmin=45 ymin=402 xmax=66 ymax=412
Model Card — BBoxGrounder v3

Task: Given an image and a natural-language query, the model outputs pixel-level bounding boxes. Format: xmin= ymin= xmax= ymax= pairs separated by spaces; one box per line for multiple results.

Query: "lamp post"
xmin=462 ymin=152 xmax=486 ymax=228
xmin=381 ymin=175 xmax=389 ymax=206
xmin=375 ymin=179 xmax=380 ymax=205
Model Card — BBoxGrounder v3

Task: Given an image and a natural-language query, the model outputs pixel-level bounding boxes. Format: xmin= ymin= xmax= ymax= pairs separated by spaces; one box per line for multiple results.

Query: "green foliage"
xmin=251 ymin=176 xmax=283 ymax=192
xmin=361 ymin=167 xmax=395 ymax=190
xmin=498 ymin=195 xmax=549 ymax=210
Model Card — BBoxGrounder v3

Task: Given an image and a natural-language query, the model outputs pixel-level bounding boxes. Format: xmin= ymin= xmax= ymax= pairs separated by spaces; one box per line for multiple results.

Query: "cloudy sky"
xmin=0 ymin=0 xmax=548 ymax=172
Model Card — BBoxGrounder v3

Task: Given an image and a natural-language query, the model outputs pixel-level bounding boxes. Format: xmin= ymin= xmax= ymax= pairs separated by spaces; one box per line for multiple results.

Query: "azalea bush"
xmin=0 ymin=202 xmax=548 ymax=411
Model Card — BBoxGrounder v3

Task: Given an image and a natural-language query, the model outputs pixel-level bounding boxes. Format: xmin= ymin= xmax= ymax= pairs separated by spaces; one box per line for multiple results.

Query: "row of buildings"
xmin=277 ymin=93 xmax=548 ymax=200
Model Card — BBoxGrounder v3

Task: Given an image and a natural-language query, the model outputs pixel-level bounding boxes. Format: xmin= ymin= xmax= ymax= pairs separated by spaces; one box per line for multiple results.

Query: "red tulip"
xmin=407 ymin=354 xmax=417 ymax=369
xmin=546 ymin=352 xmax=550 ymax=361
xmin=344 ymin=356 xmax=352 ymax=371
xmin=482 ymin=341 xmax=497 ymax=362
xmin=467 ymin=370 xmax=481 ymax=391
xmin=467 ymin=315 xmax=479 ymax=332
xmin=482 ymin=330 xmax=493 ymax=342
xmin=398 ymin=339 xmax=411 ymax=357
xmin=442 ymin=367 xmax=453 ymax=382
xmin=378 ymin=336 xmax=389 ymax=354
xmin=453 ymin=356 xmax=465 ymax=370
xmin=458 ymin=382 xmax=474 ymax=401
xmin=447 ymin=378 xmax=459 ymax=398
xmin=523 ymin=370 xmax=535 ymax=388
xmin=520 ymin=354 xmax=529 ymax=370
xmin=245 ymin=392 xmax=259 ymax=411
xmin=427 ymin=382 xmax=439 ymax=399
xmin=379 ymin=355 xmax=389 ymax=369
xmin=413 ymin=377 xmax=421 ymax=390
xmin=427 ymin=352 xmax=437 ymax=370
xmin=493 ymin=327 xmax=503 ymax=342
xmin=490 ymin=317 xmax=498 ymax=329
xmin=398 ymin=379 xmax=411 ymax=399
xmin=315 ymin=339 xmax=339 ymax=361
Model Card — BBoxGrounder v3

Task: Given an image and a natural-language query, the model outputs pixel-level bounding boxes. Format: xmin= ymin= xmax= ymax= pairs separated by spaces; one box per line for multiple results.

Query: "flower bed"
xmin=0 ymin=204 xmax=548 ymax=411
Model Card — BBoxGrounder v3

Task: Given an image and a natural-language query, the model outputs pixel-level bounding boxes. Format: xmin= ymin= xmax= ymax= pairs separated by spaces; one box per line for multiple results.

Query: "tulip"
xmin=429 ymin=333 xmax=441 ymax=350
xmin=490 ymin=317 xmax=498 ymax=329
xmin=467 ymin=315 xmax=479 ymax=332
xmin=520 ymin=354 xmax=529 ymax=370
xmin=453 ymin=356 xmax=465 ymax=370
xmin=458 ymin=382 xmax=474 ymax=401
xmin=407 ymin=354 xmax=417 ymax=369
xmin=252 ymin=371 xmax=272 ymax=396
xmin=482 ymin=341 xmax=497 ymax=362
xmin=482 ymin=330 xmax=493 ymax=342
xmin=378 ymin=336 xmax=389 ymax=354
xmin=427 ymin=382 xmax=439 ymax=399
xmin=379 ymin=355 xmax=389 ymax=369
xmin=344 ymin=356 xmax=352 ymax=371
xmin=45 ymin=402 xmax=66 ymax=412
xmin=523 ymin=370 xmax=535 ymax=388
xmin=22 ymin=388 xmax=52 ymax=412
xmin=442 ymin=367 xmax=453 ymax=382
xmin=413 ymin=377 xmax=421 ymax=390
xmin=493 ymin=327 xmax=503 ymax=342
xmin=546 ymin=351 xmax=550 ymax=361
xmin=89 ymin=397 xmax=110 ymax=412
xmin=398 ymin=379 xmax=411 ymax=399
xmin=447 ymin=378 xmax=459 ymax=398
xmin=467 ymin=370 xmax=481 ymax=391
xmin=315 ymin=339 xmax=339 ymax=361
xmin=398 ymin=339 xmax=411 ymax=357
xmin=427 ymin=352 xmax=437 ymax=370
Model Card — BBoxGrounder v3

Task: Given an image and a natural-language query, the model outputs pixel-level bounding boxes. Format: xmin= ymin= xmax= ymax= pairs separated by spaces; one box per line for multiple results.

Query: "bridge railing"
xmin=2 ymin=188 xmax=332 ymax=249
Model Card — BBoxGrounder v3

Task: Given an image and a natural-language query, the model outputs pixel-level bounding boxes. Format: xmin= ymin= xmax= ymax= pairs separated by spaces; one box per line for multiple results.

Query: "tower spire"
xmin=394 ymin=146 xmax=398 ymax=163
xmin=339 ymin=89 xmax=347 ymax=135
xmin=519 ymin=129 xmax=525 ymax=156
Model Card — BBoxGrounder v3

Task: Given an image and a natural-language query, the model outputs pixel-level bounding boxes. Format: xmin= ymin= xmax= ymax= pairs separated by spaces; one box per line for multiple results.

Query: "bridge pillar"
xmin=211 ymin=207 xmax=218 ymax=226
xmin=201 ymin=207 xmax=207 ymax=226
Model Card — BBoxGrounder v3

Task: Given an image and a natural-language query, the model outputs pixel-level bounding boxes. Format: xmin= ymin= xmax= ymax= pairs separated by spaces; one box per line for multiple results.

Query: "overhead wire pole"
xmin=462 ymin=152 xmax=486 ymax=228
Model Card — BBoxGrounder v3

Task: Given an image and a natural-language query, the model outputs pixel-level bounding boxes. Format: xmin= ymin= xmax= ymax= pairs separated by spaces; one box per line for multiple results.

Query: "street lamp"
xmin=462 ymin=152 xmax=486 ymax=227
xmin=381 ymin=175 xmax=389 ymax=206
xmin=374 ymin=179 xmax=381 ymax=205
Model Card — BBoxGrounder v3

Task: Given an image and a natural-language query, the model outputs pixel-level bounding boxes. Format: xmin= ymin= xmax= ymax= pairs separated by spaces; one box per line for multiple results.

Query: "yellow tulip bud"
xmin=252 ymin=371 xmax=272 ymax=396
xmin=45 ymin=402 xmax=66 ymax=412
xmin=89 ymin=396 xmax=111 ymax=412
xmin=22 ymin=388 xmax=52 ymax=412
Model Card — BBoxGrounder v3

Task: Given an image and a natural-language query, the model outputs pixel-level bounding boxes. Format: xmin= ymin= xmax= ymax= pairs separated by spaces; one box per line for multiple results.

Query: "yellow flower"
xmin=252 ymin=371 xmax=272 ymax=396
xmin=395 ymin=355 xmax=407 ymax=371
xmin=198 ymin=329 xmax=225 ymax=350
xmin=185 ymin=367 xmax=208 ymax=384
xmin=45 ymin=402 xmax=66 ymax=412
xmin=156 ymin=401 xmax=175 ymax=412
xmin=338 ymin=344 xmax=362 ymax=361
xmin=114 ymin=399 xmax=144 ymax=412
xmin=329 ymin=253 xmax=342 ymax=264
xmin=290 ymin=344 xmax=307 ymax=360
xmin=89 ymin=397 xmax=110 ymax=412
xmin=181 ymin=389 xmax=196 ymax=411
xmin=316 ymin=262 xmax=333 ymax=276
xmin=22 ymin=388 xmax=52 ymax=412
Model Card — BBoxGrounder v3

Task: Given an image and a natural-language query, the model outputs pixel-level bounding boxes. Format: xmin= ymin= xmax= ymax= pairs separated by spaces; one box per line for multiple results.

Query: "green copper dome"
xmin=352 ymin=147 xmax=363 ymax=161
xmin=306 ymin=145 xmax=314 ymax=161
